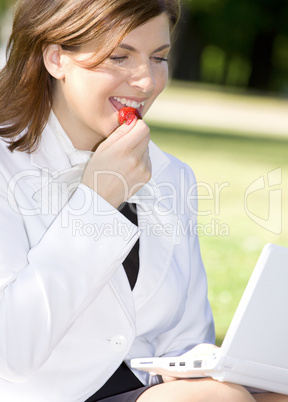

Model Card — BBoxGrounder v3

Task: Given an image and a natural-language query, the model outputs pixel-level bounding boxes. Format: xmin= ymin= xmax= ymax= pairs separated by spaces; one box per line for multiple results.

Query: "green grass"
xmin=148 ymin=121 xmax=288 ymax=345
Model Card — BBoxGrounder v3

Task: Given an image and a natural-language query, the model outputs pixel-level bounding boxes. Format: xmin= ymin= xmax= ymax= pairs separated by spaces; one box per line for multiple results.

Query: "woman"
xmin=0 ymin=0 xmax=287 ymax=401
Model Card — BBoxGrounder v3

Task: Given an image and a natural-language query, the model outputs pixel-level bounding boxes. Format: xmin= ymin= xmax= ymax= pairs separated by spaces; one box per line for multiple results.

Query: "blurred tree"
xmin=171 ymin=0 xmax=288 ymax=93
xmin=247 ymin=0 xmax=288 ymax=90
xmin=0 ymin=0 xmax=10 ymax=15
xmin=0 ymin=0 xmax=13 ymax=46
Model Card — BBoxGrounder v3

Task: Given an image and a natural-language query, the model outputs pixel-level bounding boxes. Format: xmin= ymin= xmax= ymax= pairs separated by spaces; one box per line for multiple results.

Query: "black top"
xmin=85 ymin=203 xmax=143 ymax=401
xmin=118 ymin=202 xmax=140 ymax=290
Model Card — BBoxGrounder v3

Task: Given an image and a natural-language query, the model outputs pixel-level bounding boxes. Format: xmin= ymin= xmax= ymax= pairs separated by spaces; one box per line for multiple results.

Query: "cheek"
xmin=154 ymin=66 xmax=169 ymax=96
xmin=63 ymin=69 xmax=92 ymax=103
xmin=64 ymin=70 xmax=110 ymax=113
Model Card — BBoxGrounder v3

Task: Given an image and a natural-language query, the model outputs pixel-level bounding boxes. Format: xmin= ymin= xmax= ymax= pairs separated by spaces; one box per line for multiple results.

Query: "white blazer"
xmin=0 ymin=122 xmax=214 ymax=401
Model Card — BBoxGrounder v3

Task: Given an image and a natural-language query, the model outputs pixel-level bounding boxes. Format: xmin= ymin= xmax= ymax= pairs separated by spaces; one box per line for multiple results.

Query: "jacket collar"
xmin=29 ymin=119 xmax=172 ymax=211
xmin=30 ymin=112 xmax=95 ymax=171
xmin=30 ymin=114 xmax=171 ymax=174
xmin=30 ymin=120 xmax=171 ymax=178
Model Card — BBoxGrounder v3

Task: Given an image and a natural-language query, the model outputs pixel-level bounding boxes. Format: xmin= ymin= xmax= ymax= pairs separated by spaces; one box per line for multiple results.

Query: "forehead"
xmin=64 ymin=14 xmax=171 ymax=67
xmin=120 ymin=14 xmax=171 ymax=48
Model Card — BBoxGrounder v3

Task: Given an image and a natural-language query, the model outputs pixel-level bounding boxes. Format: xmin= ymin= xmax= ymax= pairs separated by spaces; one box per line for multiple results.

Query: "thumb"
xmin=105 ymin=115 xmax=138 ymax=146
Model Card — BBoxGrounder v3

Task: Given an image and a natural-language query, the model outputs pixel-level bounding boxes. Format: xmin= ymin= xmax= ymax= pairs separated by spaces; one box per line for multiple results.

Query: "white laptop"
xmin=131 ymin=243 xmax=288 ymax=395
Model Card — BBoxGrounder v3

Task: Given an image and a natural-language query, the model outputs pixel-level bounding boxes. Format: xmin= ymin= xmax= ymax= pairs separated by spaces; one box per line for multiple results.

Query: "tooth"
xmin=113 ymin=97 xmax=144 ymax=108
xmin=131 ymin=101 xmax=138 ymax=108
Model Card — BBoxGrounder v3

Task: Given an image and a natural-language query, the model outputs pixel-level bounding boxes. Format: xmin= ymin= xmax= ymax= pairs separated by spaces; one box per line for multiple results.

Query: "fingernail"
xmin=125 ymin=115 xmax=137 ymax=125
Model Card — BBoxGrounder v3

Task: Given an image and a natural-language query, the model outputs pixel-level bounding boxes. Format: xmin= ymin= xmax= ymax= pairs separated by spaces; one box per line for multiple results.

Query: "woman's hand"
xmin=81 ymin=117 xmax=151 ymax=208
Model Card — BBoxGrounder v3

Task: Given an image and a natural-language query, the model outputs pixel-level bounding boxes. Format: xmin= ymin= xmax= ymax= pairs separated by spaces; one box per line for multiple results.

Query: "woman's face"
xmin=52 ymin=13 xmax=171 ymax=150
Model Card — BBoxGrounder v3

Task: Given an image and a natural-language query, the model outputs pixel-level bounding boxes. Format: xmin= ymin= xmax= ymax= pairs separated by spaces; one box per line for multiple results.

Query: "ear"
xmin=43 ymin=44 xmax=65 ymax=80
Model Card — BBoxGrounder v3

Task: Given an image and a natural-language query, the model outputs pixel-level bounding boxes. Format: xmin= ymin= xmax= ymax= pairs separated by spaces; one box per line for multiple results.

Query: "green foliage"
xmin=0 ymin=0 xmax=10 ymax=14
xmin=173 ymin=0 xmax=288 ymax=92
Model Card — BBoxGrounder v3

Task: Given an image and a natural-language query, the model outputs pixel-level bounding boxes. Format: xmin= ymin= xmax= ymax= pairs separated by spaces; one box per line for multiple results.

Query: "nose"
xmin=128 ymin=62 xmax=156 ymax=93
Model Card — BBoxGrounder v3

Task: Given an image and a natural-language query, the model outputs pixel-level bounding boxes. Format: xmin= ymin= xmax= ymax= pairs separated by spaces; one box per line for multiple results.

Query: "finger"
xmin=118 ymin=119 xmax=150 ymax=151
xmin=104 ymin=115 xmax=138 ymax=147
xmin=129 ymin=131 xmax=151 ymax=162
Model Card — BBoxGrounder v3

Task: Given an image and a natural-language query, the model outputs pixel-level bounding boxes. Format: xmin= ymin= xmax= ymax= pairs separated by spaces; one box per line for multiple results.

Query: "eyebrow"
xmin=118 ymin=43 xmax=171 ymax=53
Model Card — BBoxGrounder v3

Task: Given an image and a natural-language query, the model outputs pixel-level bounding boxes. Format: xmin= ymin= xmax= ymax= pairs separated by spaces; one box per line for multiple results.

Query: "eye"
xmin=109 ymin=55 xmax=128 ymax=64
xmin=152 ymin=57 xmax=169 ymax=63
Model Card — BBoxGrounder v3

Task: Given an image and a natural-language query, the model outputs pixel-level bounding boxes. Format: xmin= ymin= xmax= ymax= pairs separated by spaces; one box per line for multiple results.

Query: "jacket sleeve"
xmin=0 ymin=182 xmax=139 ymax=382
xmin=154 ymin=164 xmax=215 ymax=358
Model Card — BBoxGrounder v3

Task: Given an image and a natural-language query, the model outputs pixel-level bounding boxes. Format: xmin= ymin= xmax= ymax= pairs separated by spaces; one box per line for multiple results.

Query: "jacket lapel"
xmin=123 ymin=142 xmax=179 ymax=312
xmin=133 ymin=200 xmax=178 ymax=312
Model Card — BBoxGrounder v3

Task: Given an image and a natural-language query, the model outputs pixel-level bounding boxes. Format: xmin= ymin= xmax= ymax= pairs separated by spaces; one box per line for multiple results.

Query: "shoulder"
xmin=0 ymin=136 xmax=31 ymax=173
xmin=0 ymin=122 xmax=67 ymax=176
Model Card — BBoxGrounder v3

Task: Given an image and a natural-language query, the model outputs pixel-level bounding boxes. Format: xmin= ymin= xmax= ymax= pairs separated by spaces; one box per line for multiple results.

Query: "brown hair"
xmin=0 ymin=0 xmax=180 ymax=153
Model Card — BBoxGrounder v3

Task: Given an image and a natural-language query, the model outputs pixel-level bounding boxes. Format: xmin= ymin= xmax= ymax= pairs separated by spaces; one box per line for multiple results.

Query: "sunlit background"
xmin=1 ymin=0 xmax=288 ymax=344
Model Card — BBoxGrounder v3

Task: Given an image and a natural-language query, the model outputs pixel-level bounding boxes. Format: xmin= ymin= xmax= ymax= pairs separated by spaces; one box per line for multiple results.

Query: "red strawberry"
xmin=118 ymin=107 xmax=142 ymax=125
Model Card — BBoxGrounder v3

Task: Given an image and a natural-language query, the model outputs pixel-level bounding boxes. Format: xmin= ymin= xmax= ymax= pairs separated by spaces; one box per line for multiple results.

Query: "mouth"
xmin=109 ymin=96 xmax=146 ymax=116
